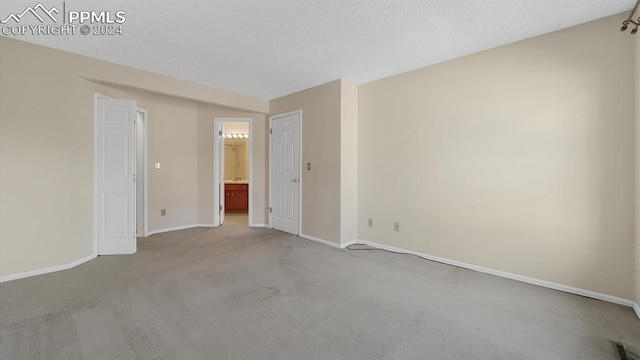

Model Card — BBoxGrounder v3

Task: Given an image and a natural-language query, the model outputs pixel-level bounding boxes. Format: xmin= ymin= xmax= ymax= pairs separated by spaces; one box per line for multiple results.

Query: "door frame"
xmin=268 ymin=110 xmax=302 ymax=235
xmin=213 ymin=117 xmax=253 ymax=227
xmin=136 ymin=108 xmax=149 ymax=237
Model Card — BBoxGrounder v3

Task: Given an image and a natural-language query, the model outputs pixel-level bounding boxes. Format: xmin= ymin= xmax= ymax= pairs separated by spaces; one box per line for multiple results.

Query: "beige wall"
xmin=269 ymin=79 xmax=358 ymax=245
xmin=0 ymin=37 xmax=268 ymax=278
xmin=358 ymin=14 xmax=636 ymax=299
xmin=270 ymin=80 xmax=343 ymax=243
xmin=340 ymin=80 xmax=358 ymax=244
xmin=146 ymin=97 xmax=199 ymax=230
xmin=95 ymin=88 xmax=200 ymax=232
xmin=1 ymin=38 xmax=94 ymax=276
xmin=196 ymin=103 xmax=268 ymax=225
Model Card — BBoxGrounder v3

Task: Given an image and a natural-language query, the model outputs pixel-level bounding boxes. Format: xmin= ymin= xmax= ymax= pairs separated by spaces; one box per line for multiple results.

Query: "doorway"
xmin=213 ymin=117 xmax=253 ymax=227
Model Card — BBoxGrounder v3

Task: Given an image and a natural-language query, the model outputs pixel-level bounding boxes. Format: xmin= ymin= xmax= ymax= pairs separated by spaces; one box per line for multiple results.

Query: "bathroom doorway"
xmin=213 ymin=117 xmax=253 ymax=227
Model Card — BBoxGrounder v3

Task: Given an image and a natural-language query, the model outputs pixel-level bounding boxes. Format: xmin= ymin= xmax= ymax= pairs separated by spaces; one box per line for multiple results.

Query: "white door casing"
xmin=135 ymin=109 xmax=147 ymax=237
xmin=213 ymin=117 xmax=253 ymax=227
xmin=269 ymin=111 xmax=301 ymax=235
xmin=218 ymin=121 xmax=225 ymax=225
xmin=97 ymin=98 xmax=137 ymax=255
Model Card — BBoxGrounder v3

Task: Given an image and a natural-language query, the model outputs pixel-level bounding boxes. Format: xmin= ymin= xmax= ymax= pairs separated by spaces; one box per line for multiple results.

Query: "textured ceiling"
xmin=0 ymin=0 xmax=635 ymax=100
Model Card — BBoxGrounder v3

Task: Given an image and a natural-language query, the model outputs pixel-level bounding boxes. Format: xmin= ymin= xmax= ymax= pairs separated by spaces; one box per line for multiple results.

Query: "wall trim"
xmin=250 ymin=223 xmax=268 ymax=228
xmin=355 ymin=239 xmax=637 ymax=312
xmin=340 ymin=240 xmax=358 ymax=249
xmin=634 ymin=302 xmax=640 ymax=319
xmin=300 ymin=233 xmax=341 ymax=248
xmin=0 ymin=254 xmax=96 ymax=283
xmin=147 ymin=224 xmax=215 ymax=236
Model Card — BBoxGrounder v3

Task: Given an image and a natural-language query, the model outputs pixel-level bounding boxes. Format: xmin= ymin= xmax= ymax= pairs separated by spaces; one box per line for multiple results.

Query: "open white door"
xmin=97 ymin=98 xmax=137 ymax=255
xmin=218 ymin=121 xmax=225 ymax=225
xmin=269 ymin=111 xmax=300 ymax=235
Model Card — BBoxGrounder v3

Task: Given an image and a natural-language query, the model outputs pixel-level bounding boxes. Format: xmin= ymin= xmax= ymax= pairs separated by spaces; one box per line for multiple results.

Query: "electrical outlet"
xmin=368 ymin=218 xmax=373 ymax=227
xmin=394 ymin=222 xmax=400 ymax=232
xmin=161 ymin=209 xmax=166 ymax=216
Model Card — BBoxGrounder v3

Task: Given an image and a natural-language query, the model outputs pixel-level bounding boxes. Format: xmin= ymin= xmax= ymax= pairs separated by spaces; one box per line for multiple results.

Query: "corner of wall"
xmin=269 ymin=80 xmax=342 ymax=243
xmin=340 ymin=80 xmax=359 ymax=245
xmin=635 ymin=33 xmax=640 ymax=307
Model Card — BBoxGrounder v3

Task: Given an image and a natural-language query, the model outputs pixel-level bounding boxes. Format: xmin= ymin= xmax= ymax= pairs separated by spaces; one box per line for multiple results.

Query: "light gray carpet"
xmin=1 ymin=223 xmax=639 ymax=360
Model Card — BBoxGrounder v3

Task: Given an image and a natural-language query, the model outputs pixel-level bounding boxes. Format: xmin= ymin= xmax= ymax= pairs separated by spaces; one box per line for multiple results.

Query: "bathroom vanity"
xmin=225 ymin=182 xmax=248 ymax=213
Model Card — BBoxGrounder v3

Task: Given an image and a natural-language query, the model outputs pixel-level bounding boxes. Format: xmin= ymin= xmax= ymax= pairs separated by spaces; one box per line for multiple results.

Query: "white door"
xmin=270 ymin=111 xmax=300 ymax=235
xmin=218 ymin=121 xmax=225 ymax=225
xmin=97 ymin=98 xmax=137 ymax=255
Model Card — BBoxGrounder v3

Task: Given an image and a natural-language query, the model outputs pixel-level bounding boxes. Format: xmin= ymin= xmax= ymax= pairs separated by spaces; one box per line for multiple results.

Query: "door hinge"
xmin=268 ymin=207 xmax=272 ymax=213
xmin=269 ymin=128 xmax=272 ymax=134
xmin=219 ymin=130 xmax=223 ymax=136
xmin=219 ymin=205 xmax=223 ymax=211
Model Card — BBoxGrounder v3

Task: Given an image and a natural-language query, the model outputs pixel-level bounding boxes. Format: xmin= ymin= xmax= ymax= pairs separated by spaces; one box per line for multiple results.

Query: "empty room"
xmin=1 ymin=1 xmax=639 ymax=359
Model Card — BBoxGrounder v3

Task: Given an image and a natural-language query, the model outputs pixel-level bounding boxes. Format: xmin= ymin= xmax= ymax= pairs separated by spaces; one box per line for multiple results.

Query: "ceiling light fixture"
xmin=223 ymin=133 xmax=249 ymax=139
xmin=621 ymin=0 xmax=640 ymax=34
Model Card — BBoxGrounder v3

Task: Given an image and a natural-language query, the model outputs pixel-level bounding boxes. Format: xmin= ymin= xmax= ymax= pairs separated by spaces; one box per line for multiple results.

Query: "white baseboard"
xmin=195 ymin=224 xmax=216 ymax=228
xmin=634 ymin=302 xmax=640 ymax=319
xmin=0 ymin=254 xmax=96 ymax=283
xmin=147 ymin=224 xmax=216 ymax=236
xmin=250 ymin=223 xmax=268 ymax=228
xmin=300 ymin=233 xmax=342 ymax=248
xmin=299 ymin=234 xmax=358 ymax=249
xmin=340 ymin=240 xmax=358 ymax=249
xmin=355 ymin=239 xmax=637 ymax=313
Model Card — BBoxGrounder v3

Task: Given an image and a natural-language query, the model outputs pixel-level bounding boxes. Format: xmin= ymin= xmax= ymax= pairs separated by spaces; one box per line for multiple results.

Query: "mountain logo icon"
xmin=1 ymin=3 xmax=59 ymax=24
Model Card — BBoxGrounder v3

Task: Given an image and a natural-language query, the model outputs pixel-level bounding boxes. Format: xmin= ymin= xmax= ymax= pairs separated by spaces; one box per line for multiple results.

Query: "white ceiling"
xmin=0 ymin=1 xmax=635 ymax=100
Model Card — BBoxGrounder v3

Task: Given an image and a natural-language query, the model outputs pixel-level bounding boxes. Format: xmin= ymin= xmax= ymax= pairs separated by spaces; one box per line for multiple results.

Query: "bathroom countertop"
xmin=225 ymin=180 xmax=249 ymax=184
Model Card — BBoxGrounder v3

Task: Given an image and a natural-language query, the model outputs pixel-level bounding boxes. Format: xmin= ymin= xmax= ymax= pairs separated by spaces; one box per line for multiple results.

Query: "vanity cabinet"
xmin=225 ymin=184 xmax=248 ymax=212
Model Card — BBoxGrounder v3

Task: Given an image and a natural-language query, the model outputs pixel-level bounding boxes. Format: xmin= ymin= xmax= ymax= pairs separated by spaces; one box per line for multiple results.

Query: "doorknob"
xmin=290 ymin=179 xmax=299 ymax=183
